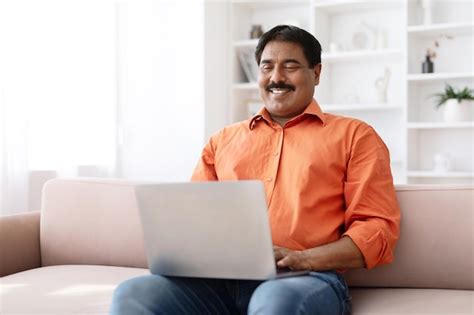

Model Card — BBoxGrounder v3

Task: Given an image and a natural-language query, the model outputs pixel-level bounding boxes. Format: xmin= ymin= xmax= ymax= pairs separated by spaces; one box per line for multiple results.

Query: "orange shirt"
xmin=191 ymin=99 xmax=400 ymax=269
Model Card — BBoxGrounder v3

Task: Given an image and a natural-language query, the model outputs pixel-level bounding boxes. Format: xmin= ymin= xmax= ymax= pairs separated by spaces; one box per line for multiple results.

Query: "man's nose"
xmin=270 ymin=67 xmax=285 ymax=83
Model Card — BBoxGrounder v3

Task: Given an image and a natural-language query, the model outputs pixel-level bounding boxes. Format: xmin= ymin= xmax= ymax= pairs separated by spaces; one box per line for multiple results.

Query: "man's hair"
xmin=255 ymin=25 xmax=322 ymax=68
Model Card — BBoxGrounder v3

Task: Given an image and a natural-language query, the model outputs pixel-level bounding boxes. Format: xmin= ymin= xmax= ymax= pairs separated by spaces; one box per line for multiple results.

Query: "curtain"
xmin=0 ymin=0 xmax=117 ymax=214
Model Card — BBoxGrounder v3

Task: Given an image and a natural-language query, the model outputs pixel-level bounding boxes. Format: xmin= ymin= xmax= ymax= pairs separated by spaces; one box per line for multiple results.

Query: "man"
xmin=111 ymin=25 xmax=400 ymax=315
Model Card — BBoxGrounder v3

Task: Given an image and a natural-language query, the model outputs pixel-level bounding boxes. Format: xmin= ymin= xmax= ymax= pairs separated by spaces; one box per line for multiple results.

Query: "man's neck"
xmin=270 ymin=115 xmax=291 ymax=127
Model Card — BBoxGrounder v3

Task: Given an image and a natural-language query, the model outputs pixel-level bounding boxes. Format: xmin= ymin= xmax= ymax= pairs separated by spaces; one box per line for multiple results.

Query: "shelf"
xmin=233 ymin=82 xmax=259 ymax=90
xmin=322 ymin=49 xmax=402 ymax=63
xmin=407 ymin=22 xmax=474 ymax=37
xmin=407 ymin=171 xmax=474 ymax=178
xmin=227 ymin=0 xmax=472 ymax=184
xmin=232 ymin=0 xmax=308 ymax=9
xmin=233 ymin=39 xmax=259 ymax=49
xmin=313 ymin=0 xmax=401 ymax=14
xmin=322 ymin=104 xmax=401 ymax=111
xmin=407 ymin=122 xmax=474 ymax=129
xmin=407 ymin=72 xmax=474 ymax=82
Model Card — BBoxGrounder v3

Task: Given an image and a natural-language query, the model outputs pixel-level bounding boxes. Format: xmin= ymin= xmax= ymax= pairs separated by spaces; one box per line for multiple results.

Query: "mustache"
xmin=265 ymin=82 xmax=296 ymax=92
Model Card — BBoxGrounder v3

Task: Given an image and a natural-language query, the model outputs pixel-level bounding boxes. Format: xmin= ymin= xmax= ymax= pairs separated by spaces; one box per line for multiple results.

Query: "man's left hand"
xmin=273 ymin=237 xmax=365 ymax=271
xmin=274 ymin=246 xmax=312 ymax=270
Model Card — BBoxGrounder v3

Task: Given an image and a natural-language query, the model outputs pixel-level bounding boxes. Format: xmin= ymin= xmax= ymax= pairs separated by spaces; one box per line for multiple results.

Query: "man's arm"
xmin=275 ymin=237 xmax=364 ymax=271
xmin=191 ymin=133 xmax=219 ymax=181
xmin=277 ymin=123 xmax=400 ymax=271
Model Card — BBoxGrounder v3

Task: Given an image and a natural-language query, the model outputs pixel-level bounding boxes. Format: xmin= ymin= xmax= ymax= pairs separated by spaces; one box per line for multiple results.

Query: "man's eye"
xmin=260 ymin=65 xmax=273 ymax=72
xmin=284 ymin=65 xmax=300 ymax=71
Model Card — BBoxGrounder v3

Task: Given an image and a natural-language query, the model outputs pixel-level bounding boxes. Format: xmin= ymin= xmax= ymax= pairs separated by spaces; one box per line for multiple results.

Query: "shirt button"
xmin=267 ymin=178 xmax=273 ymax=182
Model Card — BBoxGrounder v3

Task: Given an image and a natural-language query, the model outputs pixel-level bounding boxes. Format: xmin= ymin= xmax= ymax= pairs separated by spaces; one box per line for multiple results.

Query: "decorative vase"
xmin=433 ymin=153 xmax=451 ymax=173
xmin=250 ymin=25 xmax=263 ymax=39
xmin=422 ymin=55 xmax=434 ymax=73
xmin=443 ymin=99 xmax=474 ymax=122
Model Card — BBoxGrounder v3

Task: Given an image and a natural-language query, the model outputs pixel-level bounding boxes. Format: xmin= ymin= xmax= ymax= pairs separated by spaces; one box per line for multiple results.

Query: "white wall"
xmin=204 ymin=1 xmax=230 ymax=139
xmin=0 ymin=0 xmax=117 ymax=213
xmin=117 ymin=0 xmax=205 ymax=181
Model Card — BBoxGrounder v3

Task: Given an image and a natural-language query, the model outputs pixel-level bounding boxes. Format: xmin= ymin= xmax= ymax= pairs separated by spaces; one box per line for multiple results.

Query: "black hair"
xmin=255 ymin=25 xmax=322 ymax=68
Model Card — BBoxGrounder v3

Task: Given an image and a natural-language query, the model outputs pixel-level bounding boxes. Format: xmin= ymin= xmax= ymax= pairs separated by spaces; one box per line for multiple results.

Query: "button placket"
xmin=266 ymin=127 xmax=284 ymax=204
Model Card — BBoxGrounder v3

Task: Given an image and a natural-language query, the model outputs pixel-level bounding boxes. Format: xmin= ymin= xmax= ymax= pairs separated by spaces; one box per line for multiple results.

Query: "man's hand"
xmin=273 ymin=246 xmax=311 ymax=270
xmin=273 ymin=237 xmax=366 ymax=271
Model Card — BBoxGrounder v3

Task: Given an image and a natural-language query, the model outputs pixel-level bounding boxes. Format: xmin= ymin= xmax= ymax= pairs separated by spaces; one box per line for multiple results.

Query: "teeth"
xmin=270 ymin=88 xmax=289 ymax=94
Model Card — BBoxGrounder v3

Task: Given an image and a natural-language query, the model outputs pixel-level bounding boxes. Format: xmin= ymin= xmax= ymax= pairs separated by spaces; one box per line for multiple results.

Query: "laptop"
xmin=134 ymin=180 xmax=310 ymax=280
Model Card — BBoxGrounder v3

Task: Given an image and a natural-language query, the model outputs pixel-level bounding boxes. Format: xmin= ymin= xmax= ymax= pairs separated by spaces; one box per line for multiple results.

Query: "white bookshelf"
xmin=228 ymin=0 xmax=473 ymax=184
xmin=312 ymin=0 xmax=401 ymax=13
xmin=233 ymin=39 xmax=259 ymax=48
xmin=233 ymin=82 xmax=259 ymax=90
xmin=407 ymin=122 xmax=474 ymax=129
xmin=407 ymin=22 xmax=474 ymax=37
xmin=407 ymin=171 xmax=474 ymax=178
xmin=322 ymin=49 xmax=402 ymax=63
xmin=321 ymin=103 xmax=401 ymax=112
xmin=407 ymin=72 xmax=474 ymax=82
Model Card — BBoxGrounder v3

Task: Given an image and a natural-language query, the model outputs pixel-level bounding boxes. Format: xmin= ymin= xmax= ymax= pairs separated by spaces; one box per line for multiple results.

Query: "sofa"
xmin=0 ymin=178 xmax=472 ymax=314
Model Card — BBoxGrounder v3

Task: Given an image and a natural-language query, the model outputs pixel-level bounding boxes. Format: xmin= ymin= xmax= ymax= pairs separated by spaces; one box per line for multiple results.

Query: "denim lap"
xmin=110 ymin=271 xmax=350 ymax=315
xmin=110 ymin=275 xmax=241 ymax=315
xmin=248 ymin=271 xmax=351 ymax=315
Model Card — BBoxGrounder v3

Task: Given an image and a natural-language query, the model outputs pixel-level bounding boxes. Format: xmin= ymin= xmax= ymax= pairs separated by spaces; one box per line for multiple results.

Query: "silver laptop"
xmin=135 ymin=180 xmax=309 ymax=280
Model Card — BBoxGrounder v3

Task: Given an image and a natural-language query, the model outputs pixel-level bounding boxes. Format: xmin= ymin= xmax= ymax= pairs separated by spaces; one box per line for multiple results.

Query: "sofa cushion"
xmin=345 ymin=185 xmax=474 ymax=290
xmin=0 ymin=265 xmax=148 ymax=314
xmin=350 ymin=288 xmax=473 ymax=315
xmin=2 ymin=266 xmax=472 ymax=315
xmin=41 ymin=178 xmax=148 ymax=268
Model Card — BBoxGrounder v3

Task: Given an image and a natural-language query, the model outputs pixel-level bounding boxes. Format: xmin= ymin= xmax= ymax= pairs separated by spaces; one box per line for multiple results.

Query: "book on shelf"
xmin=238 ymin=48 xmax=258 ymax=83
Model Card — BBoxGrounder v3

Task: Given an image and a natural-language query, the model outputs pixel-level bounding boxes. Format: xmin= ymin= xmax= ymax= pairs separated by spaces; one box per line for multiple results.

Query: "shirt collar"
xmin=248 ymin=98 xmax=326 ymax=130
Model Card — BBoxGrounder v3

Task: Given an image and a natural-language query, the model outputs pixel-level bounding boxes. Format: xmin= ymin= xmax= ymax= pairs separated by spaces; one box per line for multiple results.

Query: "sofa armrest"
xmin=0 ymin=211 xmax=41 ymax=277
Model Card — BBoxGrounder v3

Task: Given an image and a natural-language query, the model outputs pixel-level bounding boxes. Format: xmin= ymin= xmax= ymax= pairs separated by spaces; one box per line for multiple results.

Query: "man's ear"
xmin=314 ymin=63 xmax=322 ymax=86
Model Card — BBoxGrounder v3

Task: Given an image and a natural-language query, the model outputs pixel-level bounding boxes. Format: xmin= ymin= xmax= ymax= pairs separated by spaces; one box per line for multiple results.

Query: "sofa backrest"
xmin=41 ymin=179 xmax=473 ymax=290
xmin=41 ymin=178 xmax=147 ymax=268
xmin=345 ymin=185 xmax=473 ymax=290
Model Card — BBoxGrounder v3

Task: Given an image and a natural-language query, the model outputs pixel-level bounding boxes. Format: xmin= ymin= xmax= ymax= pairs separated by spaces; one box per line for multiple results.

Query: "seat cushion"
xmin=351 ymin=288 xmax=474 ymax=315
xmin=0 ymin=265 xmax=149 ymax=314
xmin=2 ymin=266 xmax=473 ymax=314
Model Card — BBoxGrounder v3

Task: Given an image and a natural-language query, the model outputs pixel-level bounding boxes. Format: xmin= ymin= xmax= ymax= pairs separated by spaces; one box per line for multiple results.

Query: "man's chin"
xmin=264 ymin=105 xmax=291 ymax=118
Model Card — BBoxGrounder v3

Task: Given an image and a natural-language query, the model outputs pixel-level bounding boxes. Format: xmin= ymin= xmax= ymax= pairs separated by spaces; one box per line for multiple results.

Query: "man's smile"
xmin=266 ymin=84 xmax=296 ymax=98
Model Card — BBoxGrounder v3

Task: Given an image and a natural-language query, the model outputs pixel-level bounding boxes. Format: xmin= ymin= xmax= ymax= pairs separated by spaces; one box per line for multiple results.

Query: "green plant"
xmin=431 ymin=84 xmax=474 ymax=109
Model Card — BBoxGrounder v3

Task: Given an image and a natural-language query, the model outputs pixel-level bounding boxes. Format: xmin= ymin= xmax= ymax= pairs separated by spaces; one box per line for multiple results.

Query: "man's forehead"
xmin=260 ymin=41 xmax=306 ymax=63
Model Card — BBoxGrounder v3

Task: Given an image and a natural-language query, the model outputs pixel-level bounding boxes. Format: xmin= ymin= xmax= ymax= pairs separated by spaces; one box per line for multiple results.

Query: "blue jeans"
xmin=110 ymin=271 xmax=351 ymax=315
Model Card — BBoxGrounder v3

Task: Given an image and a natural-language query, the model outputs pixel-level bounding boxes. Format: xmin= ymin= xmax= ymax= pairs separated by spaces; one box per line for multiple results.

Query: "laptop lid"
xmin=135 ymin=180 xmax=278 ymax=280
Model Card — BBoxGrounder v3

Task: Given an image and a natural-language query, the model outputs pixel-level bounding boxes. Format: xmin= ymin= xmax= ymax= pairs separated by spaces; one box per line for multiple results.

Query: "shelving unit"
xmin=405 ymin=0 xmax=473 ymax=184
xmin=407 ymin=171 xmax=474 ymax=178
xmin=322 ymin=49 xmax=402 ymax=63
xmin=228 ymin=0 xmax=473 ymax=184
xmin=321 ymin=103 xmax=401 ymax=112
xmin=407 ymin=122 xmax=474 ymax=129
xmin=407 ymin=72 xmax=474 ymax=82
xmin=407 ymin=22 xmax=474 ymax=37
xmin=233 ymin=82 xmax=259 ymax=90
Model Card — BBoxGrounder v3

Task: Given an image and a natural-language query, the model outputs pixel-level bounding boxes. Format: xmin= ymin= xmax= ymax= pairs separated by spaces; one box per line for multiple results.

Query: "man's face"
xmin=258 ymin=40 xmax=321 ymax=119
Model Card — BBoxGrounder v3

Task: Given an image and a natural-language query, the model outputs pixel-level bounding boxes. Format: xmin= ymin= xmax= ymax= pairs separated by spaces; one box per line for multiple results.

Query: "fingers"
xmin=273 ymin=246 xmax=291 ymax=261
xmin=277 ymin=252 xmax=311 ymax=271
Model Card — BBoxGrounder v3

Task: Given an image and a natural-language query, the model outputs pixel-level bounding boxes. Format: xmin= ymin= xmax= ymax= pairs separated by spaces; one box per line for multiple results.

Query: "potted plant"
xmin=432 ymin=84 xmax=474 ymax=122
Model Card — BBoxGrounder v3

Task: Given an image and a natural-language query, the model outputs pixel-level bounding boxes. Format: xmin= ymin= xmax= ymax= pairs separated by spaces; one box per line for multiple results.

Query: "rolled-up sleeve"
xmin=342 ymin=124 xmax=401 ymax=269
xmin=191 ymin=132 xmax=219 ymax=181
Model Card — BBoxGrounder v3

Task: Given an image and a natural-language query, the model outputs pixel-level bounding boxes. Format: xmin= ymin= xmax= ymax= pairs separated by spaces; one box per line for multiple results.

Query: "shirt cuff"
xmin=343 ymin=221 xmax=394 ymax=269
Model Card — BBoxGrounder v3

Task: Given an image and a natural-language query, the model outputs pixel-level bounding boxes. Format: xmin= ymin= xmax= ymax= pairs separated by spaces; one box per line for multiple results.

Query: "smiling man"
xmin=111 ymin=25 xmax=400 ymax=315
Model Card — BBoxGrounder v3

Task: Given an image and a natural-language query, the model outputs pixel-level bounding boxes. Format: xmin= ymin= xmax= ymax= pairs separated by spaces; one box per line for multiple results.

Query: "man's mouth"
xmin=266 ymin=85 xmax=295 ymax=95
xmin=269 ymin=88 xmax=292 ymax=94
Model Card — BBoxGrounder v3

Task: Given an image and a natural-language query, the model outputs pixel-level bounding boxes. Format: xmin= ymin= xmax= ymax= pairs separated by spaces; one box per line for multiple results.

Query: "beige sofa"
xmin=1 ymin=178 xmax=472 ymax=314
